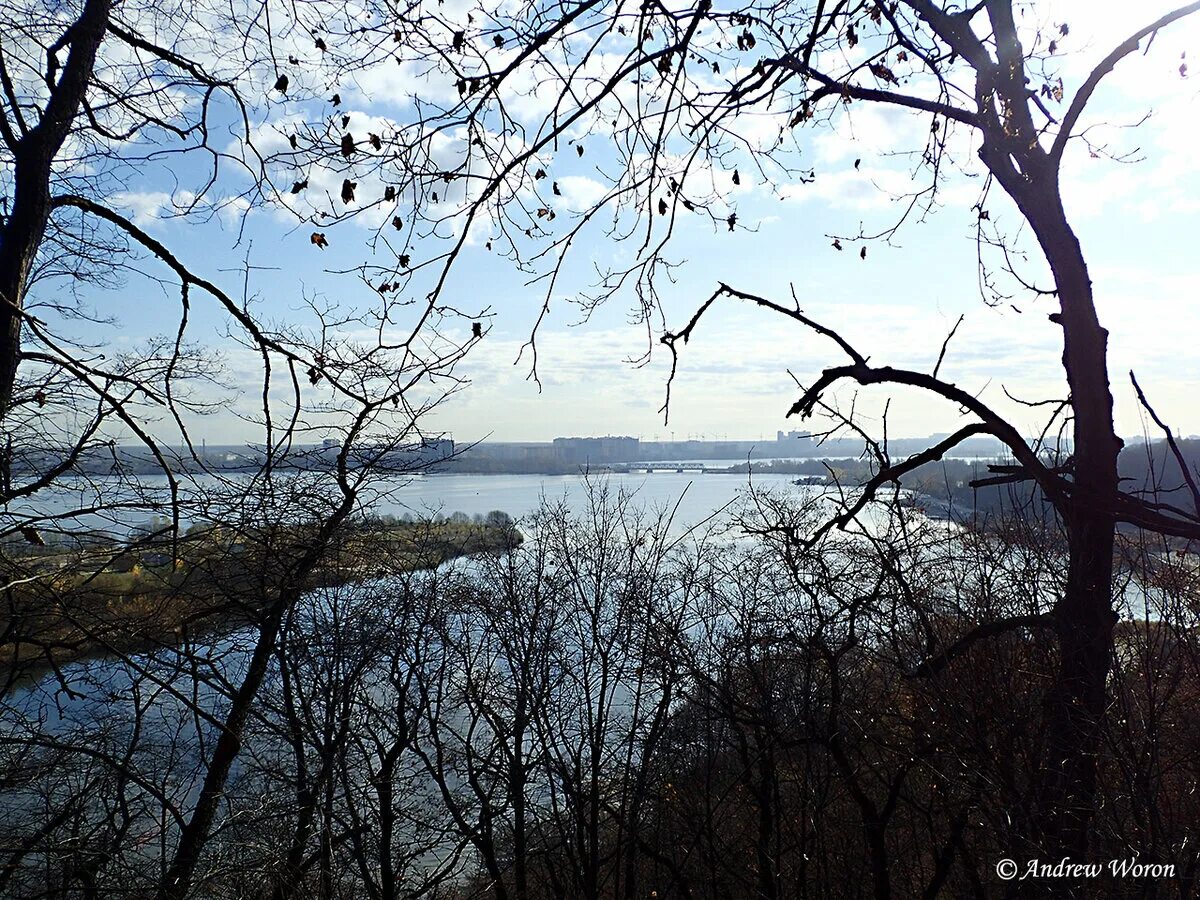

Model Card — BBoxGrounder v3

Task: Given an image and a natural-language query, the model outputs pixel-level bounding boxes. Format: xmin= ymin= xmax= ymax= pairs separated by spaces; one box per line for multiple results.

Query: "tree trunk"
xmin=0 ymin=0 xmax=111 ymax=413
xmin=1018 ymin=181 xmax=1121 ymax=862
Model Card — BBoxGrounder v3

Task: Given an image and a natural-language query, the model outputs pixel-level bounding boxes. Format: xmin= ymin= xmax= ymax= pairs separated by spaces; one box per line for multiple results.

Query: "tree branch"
xmin=1050 ymin=1 xmax=1200 ymax=164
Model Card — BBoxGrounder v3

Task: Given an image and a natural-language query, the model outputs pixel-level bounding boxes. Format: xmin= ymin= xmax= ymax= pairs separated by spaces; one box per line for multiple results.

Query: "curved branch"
xmin=790 ymin=361 xmax=1067 ymax=506
xmin=1050 ymin=1 xmax=1200 ymax=164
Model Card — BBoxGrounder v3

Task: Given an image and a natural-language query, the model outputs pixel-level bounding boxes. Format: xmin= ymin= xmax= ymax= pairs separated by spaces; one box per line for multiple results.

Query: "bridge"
xmin=607 ymin=461 xmax=715 ymax=473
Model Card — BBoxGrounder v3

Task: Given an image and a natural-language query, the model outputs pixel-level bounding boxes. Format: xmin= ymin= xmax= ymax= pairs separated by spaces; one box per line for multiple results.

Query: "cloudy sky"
xmin=88 ymin=0 xmax=1200 ymax=446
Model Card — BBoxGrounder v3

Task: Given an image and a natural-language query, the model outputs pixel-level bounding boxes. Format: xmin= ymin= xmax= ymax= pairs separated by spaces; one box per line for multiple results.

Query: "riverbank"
xmin=0 ymin=518 xmax=521 ymax=679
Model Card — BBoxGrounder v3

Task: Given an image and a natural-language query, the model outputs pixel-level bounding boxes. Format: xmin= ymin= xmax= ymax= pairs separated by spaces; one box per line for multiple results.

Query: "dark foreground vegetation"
xmin=3 ymin=483 xmax=1199 ymax=898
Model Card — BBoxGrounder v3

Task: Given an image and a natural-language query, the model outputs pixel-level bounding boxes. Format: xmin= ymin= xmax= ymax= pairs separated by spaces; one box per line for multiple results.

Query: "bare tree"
xmin=358 ymin=0 xmax=1200 ymax=862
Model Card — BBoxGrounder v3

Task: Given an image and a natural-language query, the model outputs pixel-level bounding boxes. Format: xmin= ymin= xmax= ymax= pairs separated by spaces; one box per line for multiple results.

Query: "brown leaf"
xmin=576 ymin=144 xmax=584 ymax=157
xmin=452 ymin=30 xmax=465 ymax=51
xmin=494 ymin=34 xmax=504 ymax=47
xmin=536 ymin=207 xmax=549 ymax=218
xmin=315 ymin=37 xmax=327 ymax=51
xmin=472 ymin=321 xmax=483 ymax=338
xmin=341 ymin=179 xmax=357 ymax=204
xmin=859 ymin=246 xmax=867 ymax=260
xmin=331 ymin=92 xmax=341 ymax=106
xmin=290 ymin=179 xmax=308 ymax=194
xmin=383 ymin=185 xmax=396 ymax=202
xmin=552 ymin=181 xmax=561 ymax=196
xmin=273 ymin=73 xmax=289 ymax=93
xmin=732 ymin=169 xmax=740 ymax=185
xmin=288 ymin=134 xmax=298 ymax=150
xmin=727 ymin=213 xmax=736 ymax=231
xmin=369 ymin=133 xmax=382 ymax=150
xmin=869 ymin=62 xmax=897 ymax=84
xmin=310 ymin=232 xmax=328 ymax=249
xmin=657 ymin=198 xmax=667 ymax=215
xmin=534 ymin=168 xmax=546 ymax=179
xmin=341 ymin=114 xmax=350 ymax=128
xmin=400 ymin=254 xmax=410 ymax=267
xmin=340 ymin=133 xmax=355 ymax=158
xmin=832 ymin=238 xmax=842 ymax=251
xmin=307 ymin=366 xmax=322 ymax=385
xmin=392 ymin=215 xmax=403 ymax=230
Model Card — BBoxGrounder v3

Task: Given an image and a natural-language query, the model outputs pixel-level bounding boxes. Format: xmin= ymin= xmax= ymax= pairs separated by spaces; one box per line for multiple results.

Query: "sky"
xmin=62 ymin=0 xmax=1200 ymax=447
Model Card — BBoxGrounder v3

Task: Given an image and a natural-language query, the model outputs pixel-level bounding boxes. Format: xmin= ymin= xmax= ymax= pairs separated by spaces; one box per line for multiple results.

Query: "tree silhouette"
xmin=367 ymin=0 xmax=1200 ymax=863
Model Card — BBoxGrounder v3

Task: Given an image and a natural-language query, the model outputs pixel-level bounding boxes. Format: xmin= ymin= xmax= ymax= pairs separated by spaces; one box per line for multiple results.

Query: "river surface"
xmin=373 ymin=471 xmax=807 ymax=526
xmin=13 ymin=470 xmax=817 ymax=538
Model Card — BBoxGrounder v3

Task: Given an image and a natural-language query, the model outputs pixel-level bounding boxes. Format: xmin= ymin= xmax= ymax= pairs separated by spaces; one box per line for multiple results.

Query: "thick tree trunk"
xmin=1018 ymin=183 xmax=1121 ymax=862
xmin=0 ymin=0 xmax=111 ymax=413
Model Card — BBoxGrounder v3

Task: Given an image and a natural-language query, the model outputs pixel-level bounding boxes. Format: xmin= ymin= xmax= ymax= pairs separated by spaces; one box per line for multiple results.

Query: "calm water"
xmin=11 ymin=471 xmax=813 ymax=537
xmin=375 ymin=471 xmax=806 ymax=527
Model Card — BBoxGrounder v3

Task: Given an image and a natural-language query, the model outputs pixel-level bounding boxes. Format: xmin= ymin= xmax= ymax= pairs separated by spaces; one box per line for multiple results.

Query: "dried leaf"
xmin=576 ymin=144 xmax=584 ymax=157
xmin=534 ymin=168 xmax=546 ymax=179
xmin=331 ymin=93 xmax=341 ymax=106
xmin=341 ymin=114 xmax=350 ymax=128
xmin=288 ymin=134 xmax=298 ymax=150
xmin=552 ymin=181 xmax=561 ymax=196
xmin=472 ymin=322 xmax=483 ymax=338
xmin=453 ymin=30 xmax=465 ymax=51
xmin=273 ymin=73 xmax=289 ymax=93
xmin=392 ymin=215 xmax=403 ymax=229
xmin=315 ymin=37 xmax=327 ymax=51
xmin=369 ymin=133 xmax=383 ymax=150
xmin=310 ymin=232 xmax=328 ymax=249
xmin=657 ymin=198 xmax=667 ymax=215
xmin=832 ymin=238 xmax=842 ymax=251
xmin=290 ymin=179 xmax=308 ymax=194
xmin=859 ymin=246 xmax=867 ymax=260
xmin=341 ymin=179 xmax=357 ymax=204
xmin=732 ymin=169 xmax=741 ymax=185
xmin=727 ymin=213 xmax=736 ymax=231
xmin=400 ymin=254 xmax=411 ymax=267
xmin=494 ymin=34 xmax=504 ymax=47
xmin=340 ymin=133 xmax=355 ymax=158
xmin=869 ymin=62 xmax=897 ymax=84
xmin=384 ymin=185 xmax=396 ymax=202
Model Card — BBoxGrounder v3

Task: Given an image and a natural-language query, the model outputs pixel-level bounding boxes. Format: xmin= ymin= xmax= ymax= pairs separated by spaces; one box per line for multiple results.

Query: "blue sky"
xmin=68 ymin=0 xmax=1200 ymax=446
